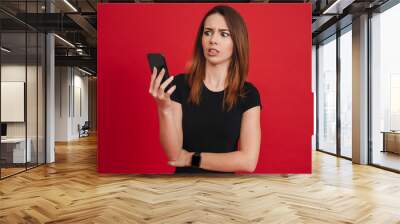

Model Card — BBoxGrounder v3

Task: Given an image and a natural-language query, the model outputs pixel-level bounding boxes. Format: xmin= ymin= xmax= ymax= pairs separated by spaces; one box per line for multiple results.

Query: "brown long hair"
xmin=187 ymin=5 xmax=249 ymax=111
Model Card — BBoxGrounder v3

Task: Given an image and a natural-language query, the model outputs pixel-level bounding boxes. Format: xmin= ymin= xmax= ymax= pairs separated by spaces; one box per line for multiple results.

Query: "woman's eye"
xmin=204 ymin=31 xmax=212 ymax=36
xmin=221 ymin=32 xmax=230 ymax=37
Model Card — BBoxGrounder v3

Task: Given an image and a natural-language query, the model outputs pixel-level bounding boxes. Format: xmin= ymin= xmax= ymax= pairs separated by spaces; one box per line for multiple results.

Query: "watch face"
xmin=191 ymin=152 xmax=201 ymax=168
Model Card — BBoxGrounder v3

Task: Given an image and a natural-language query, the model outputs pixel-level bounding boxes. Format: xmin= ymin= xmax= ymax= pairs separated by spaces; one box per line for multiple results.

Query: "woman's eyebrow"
xmin=204 ymin=27 xmax=230 ymax=32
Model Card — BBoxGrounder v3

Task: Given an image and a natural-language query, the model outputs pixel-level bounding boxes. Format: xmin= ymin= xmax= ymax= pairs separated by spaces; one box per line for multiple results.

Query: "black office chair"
xmin=79 ymin=121 xmax=90 ymax=138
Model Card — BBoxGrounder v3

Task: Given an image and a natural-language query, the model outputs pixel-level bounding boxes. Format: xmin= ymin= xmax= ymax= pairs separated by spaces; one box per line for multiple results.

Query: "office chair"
xmin=79 ymin=121 xmax=90 ymax=138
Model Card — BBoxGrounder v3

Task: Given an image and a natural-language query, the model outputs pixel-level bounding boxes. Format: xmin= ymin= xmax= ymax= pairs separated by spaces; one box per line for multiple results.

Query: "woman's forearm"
xmin=158 ymin=109 xmax=182 ymax=161
xmin=199 ymin=150 xmax=258 ymax=173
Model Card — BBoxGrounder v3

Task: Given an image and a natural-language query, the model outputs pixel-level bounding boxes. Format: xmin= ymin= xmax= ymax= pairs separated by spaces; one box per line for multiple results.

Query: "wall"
xmin=312 ymin=45 xmax=316 ymax=151
xmin=98 ymin=3 xmax=313 ymax=174
xmin=72 ymin=71 xmax=89 ymax=138
xmin=55 ymin=67 xmax=89 ymax=141
xmin=88 ymin=77 xmax=97 ymax=132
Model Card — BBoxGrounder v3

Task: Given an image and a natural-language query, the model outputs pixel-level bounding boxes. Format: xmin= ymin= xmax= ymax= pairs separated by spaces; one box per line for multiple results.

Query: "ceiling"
xmin=0 ymin=0 xmax=394 ymax=75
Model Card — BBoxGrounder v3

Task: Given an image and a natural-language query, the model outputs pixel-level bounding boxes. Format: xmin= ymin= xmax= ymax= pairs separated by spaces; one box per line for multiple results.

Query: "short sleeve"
xmin=241 ymin=83 xmax=262 ymax=113
xmin=170 ymin=74 xmax=185 ymax=104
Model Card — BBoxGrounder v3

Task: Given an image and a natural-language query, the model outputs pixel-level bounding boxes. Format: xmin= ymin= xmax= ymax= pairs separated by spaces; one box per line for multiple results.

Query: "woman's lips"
xmin=207 ymin=48 xmax=219 ymax=56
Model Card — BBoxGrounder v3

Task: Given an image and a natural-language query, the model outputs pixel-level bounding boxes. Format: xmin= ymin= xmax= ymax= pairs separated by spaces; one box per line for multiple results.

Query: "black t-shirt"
xmin=170 ymin=74 xmax=262 ymax=174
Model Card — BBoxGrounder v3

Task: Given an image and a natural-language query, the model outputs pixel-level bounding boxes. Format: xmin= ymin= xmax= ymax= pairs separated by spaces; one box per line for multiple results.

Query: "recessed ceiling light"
xmin=322 ymin=0 xmax=354 ymax=15
xmin=78 ymin=67 xmax=93 ymax=76
xmin=54 ymin=34 xmax=75 ymax=48
xmin=1 ymin=47 xmax=11 ymax=53
xmin=63 ymin=0 xmax=78 ymax=12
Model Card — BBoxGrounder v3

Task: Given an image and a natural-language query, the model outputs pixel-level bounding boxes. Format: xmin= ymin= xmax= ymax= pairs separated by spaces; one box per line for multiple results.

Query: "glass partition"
xmin=0 ymin=1 xmax=46 ymax=179
xmin=1 ymin=30 xmax=28 ymax=177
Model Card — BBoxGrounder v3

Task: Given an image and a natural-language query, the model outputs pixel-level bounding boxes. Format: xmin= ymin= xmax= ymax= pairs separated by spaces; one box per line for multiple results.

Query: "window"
xmin=317 ymin=35 xmax=337 ymax=154
xmin=339 ymin=28 xmax=352 ymax=158
xmin=371 ymin=2 xmax=400 ymax=171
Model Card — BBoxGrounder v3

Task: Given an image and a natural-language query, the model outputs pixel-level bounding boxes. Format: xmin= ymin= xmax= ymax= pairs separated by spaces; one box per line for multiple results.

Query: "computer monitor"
xmin=1 ymin=123 xmax=7 ymax=137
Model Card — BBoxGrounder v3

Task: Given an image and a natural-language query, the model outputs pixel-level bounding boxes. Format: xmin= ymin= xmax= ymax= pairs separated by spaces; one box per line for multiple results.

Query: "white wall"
xmin=73 ymin=73 xmax=89 ymax=137
xmin=55 ymin=66 xmax=69 ymax=141
xmin=55 ymin=67 xmax=89 ymax=141
xmin=312 ymin=45 xmax=316 ymax=151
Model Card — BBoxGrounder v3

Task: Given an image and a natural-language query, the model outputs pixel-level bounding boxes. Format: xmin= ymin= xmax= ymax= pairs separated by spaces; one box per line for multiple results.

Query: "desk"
xmin=1 ymin=138 xmax=31 ymax=163
xmin=381 ymin=131 xmax=400 ymax=154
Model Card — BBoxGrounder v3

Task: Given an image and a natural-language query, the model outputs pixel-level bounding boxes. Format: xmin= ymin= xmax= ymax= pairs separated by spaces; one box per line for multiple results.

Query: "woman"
xmin=148 ymin=5 xmax=262 ymax=173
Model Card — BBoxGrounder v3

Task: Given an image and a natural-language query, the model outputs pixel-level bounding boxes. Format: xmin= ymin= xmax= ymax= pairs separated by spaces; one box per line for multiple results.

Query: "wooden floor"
xmin=0 ymin=167 xmax=26 ymax=178
xmin=1 ymin=134 xmax=400 ymax=223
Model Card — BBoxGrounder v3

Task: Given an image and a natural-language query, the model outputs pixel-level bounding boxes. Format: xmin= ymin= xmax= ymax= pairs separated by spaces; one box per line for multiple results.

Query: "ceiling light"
xmin=78 ymin=67 xmax=93 ymax=76
xmin=63 ymin=0 xmax=78 ymax=12
xmin=322 ymin=0 xmax=354 ymax=15
xmin=1 ymin=47 xmax=11 ymax=53
xmin=54 ymin=34 xmax=75 ymax=48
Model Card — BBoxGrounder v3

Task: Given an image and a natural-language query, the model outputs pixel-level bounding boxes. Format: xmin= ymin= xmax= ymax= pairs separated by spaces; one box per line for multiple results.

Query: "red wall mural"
xmin=98 ymin=3 xmax=313 ymax=174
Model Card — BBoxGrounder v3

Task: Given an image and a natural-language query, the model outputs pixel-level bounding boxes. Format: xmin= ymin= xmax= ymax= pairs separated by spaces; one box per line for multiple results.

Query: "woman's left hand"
xmin=168 ymin=149 xmax=193 ymax=167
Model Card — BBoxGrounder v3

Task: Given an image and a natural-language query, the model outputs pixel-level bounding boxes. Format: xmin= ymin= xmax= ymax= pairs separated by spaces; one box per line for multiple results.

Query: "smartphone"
xmin=147 ymin=53 xmax=170 ymax=86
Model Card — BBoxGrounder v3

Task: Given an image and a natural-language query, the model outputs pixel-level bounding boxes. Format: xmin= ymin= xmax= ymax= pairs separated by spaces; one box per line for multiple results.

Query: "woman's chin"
xmin=206 ymin=58 xmax=229 ymax=66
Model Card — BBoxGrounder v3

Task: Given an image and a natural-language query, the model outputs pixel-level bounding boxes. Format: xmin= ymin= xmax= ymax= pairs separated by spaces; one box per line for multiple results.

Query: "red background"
xmin=98 ymin=3 xmax=313 ymax=174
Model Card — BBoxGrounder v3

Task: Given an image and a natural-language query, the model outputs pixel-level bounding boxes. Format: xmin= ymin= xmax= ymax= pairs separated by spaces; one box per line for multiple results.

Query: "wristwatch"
xmin=191 ymin=152 xmax=202 ymax=168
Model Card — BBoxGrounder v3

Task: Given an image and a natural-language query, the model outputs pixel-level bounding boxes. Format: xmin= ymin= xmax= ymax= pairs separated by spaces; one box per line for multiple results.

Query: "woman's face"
xmin=202 ymin=13 xmax=233 ymax=66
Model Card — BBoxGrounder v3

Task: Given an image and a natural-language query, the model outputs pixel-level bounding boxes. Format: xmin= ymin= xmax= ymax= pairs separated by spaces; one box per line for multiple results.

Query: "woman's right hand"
xmin=149 ymin=67 xmax=176 ymax=112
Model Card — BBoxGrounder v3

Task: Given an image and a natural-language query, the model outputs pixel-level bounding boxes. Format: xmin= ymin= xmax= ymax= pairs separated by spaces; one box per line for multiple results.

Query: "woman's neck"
xmin=204 ymin=60 xmax=230 ymax=91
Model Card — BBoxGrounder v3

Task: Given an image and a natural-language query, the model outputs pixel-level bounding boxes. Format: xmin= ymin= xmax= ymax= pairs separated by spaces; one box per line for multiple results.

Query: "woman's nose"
xmin=209 ymin=33 xmax=218 ymax=44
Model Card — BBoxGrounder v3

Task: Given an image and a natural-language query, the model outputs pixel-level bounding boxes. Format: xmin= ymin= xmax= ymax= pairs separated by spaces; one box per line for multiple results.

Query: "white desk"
xmin=1 ymin=138 xmax=32 ymax=163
